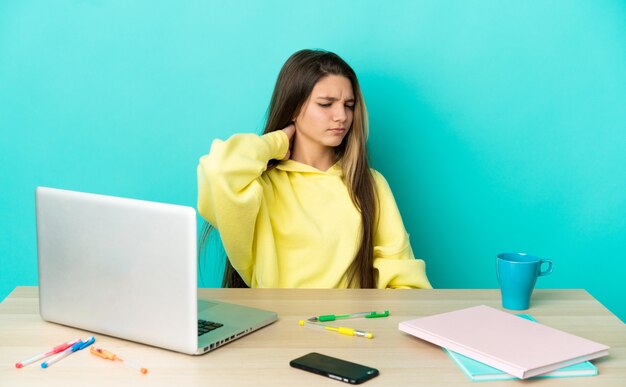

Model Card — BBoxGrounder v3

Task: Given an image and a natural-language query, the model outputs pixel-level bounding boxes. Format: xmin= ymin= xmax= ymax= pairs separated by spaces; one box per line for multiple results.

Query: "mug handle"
xmin=539 ymin=259 xmax=553 ymax=276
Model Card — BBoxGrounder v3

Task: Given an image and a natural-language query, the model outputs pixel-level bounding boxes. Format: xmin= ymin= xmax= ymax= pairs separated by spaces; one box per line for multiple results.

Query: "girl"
xmin=197 ymin=49 xmax=431 ymax=289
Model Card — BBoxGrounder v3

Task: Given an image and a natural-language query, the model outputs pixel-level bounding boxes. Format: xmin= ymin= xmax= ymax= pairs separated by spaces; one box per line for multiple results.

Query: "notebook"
xmin=398 ymin=305 xmax=609 ymax=379
xmin=444 ymin=314 xmax=598 ymax=381
xmin=445 ymin=349 xmax=598 ymax=381
xmin=36 ymin=186 xmax=277 ymax=355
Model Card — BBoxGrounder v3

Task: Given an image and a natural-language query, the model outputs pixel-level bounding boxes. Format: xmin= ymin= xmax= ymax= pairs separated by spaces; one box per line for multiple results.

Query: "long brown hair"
xmin=200 ymin=49 xmax=378 ymax=288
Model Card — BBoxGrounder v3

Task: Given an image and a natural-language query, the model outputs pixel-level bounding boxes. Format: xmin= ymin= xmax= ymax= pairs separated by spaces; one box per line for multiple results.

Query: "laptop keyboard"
xmin=198 ymin=319 xmax=223 ymax=336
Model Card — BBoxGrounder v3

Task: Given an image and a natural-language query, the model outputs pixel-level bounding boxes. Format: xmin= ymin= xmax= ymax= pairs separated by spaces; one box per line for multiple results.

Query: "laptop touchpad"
xmin=198 ymin=300 xmax=219 ymax=313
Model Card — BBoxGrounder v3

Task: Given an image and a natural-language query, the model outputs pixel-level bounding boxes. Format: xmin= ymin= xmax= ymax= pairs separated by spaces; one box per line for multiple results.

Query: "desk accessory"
xmin=290 ymin=352 xmax=379 ymax=384
xmin=41 ymin=336 xmax=96 ymax=368
xmin=307 ymin=310 xmax=389 ymax=322
xmin=445 ymin=348 xmax=597 ymax=381
xmin=90 ymin=347 xmax=148 ymax=374
xmin=299 ymin=320 xmax=374 ymax=339
xmin=399 ymin=305 xmax=609 ymax=379
xmin=444 ymin=313 xmax=597 ymax=381
xmin=497 ymin=252 xmax=553 ymax=310
xmin=36 ymin=186 xmax=277 ymax=355
xmin=15 ymin=338 xmax=81 ymax=368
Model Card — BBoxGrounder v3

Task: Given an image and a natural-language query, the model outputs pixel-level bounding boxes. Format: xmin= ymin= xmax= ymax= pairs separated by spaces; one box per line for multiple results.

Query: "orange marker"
xmin=90 ymin=347 xmax=148 ymax=374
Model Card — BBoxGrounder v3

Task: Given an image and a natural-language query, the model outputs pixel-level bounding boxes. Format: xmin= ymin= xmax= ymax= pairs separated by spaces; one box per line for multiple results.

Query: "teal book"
xmin=444 ymin=314 xmax=598 ymax=381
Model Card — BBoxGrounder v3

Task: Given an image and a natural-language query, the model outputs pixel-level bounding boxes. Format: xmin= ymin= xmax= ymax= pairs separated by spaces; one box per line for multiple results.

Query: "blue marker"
xmin=41 ymin=336 xmax=95 ymax=368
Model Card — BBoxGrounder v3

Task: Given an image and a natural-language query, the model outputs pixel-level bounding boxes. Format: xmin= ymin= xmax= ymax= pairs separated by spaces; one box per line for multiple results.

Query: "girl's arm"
xmin=371 ymin=171 xmax=432 ymax=289
xmin=196 ymin=130 xmax=290 ymax=281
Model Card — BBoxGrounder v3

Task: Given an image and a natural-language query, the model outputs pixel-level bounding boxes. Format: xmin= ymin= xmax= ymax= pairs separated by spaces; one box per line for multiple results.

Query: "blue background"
xmin=1 ymin=1 xmax=624 ymax=322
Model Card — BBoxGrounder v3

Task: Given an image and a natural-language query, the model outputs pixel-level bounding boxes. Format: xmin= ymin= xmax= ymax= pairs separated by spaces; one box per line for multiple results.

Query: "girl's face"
xmin=293 ymin=75 xmax=355 ymax=151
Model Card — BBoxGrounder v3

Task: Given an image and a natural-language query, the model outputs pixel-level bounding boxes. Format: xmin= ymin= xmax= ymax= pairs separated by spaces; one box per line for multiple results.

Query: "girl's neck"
xmin=291 ymin=143 xmax=336 ymax=172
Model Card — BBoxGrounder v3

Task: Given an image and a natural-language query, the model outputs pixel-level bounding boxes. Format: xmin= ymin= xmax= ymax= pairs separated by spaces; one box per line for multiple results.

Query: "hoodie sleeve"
xmin=371 ymin=170 xmax=432 ymax=289
xmin=197 ymin=131 xmax=289 ymax=281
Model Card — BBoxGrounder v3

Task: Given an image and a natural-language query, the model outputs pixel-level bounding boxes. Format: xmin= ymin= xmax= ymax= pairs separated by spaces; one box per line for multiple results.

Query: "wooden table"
xmin=1 ymin=287 xmax=624 ymax=386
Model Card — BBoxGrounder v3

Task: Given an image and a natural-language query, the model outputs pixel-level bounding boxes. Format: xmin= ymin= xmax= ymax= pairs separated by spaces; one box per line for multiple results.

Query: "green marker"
xmin=308 ymin=310 xmax=389 ymax=322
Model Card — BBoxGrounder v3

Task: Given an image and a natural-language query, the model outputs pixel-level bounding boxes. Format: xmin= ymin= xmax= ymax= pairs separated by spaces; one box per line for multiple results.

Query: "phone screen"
xmin=289 ymin=352 xmax=379 ymax=384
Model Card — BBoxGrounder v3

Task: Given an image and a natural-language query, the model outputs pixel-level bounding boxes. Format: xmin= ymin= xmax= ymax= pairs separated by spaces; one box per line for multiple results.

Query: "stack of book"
xmin=398 ymin=305 xmax=609 ymax=381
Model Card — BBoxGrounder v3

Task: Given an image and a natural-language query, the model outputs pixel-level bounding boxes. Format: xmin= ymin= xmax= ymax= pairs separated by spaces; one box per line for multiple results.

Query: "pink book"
xmin=398 ymin=305 xmax=609 ymax=379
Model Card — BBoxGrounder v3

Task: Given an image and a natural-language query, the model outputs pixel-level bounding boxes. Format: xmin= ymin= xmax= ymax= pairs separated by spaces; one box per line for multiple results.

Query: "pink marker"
xmin=15 ymin=338 xmax=81 ymax=368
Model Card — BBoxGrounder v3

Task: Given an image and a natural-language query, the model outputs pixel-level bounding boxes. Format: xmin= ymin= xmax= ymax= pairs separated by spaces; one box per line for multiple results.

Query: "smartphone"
xmin=289 ymin=352 xmax=379 ymax=384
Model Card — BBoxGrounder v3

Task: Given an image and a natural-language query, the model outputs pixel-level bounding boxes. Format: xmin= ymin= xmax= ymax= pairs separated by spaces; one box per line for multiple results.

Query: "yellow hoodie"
xmin=197 ymin=130 xmax=431 ymax=289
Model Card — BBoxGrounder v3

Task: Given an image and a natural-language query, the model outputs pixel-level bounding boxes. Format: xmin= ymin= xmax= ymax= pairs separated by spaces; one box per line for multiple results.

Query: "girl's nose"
xmin=333 ymin=106 xmax=347 ymax=122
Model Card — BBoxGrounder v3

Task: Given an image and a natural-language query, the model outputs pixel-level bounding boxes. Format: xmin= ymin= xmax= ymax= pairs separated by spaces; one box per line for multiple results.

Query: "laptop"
xmin=36 ymin=186 xmax=277 ymax=355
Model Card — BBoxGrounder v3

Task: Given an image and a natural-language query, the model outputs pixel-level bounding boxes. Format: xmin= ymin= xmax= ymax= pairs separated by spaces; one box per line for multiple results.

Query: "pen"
xmin=41 ymin=336 xmax=96 ymax=368
xmin=307 ymin=310 xmax=389 ymax=322
xmin=15 ymin=338 xmax=81 ymax=368
xmin=299 ymin=320 xmax=374 ymax=339
xmin=90 ymin=346 xmax=148 ymax=374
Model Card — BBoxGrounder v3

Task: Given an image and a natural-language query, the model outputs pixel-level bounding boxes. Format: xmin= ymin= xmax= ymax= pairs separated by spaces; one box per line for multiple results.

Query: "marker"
xmin=307 ymin=310 xmax=389 ymax=322
xmin=90 ymin=347 xmax=148 ymax=374
xmin=299 ymin=320 xmax=374 ymax=339
xmin=41 ymin=336 xmax=96 ymax=368
xmin=15 ymin=338 xmax=81 ymax=368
